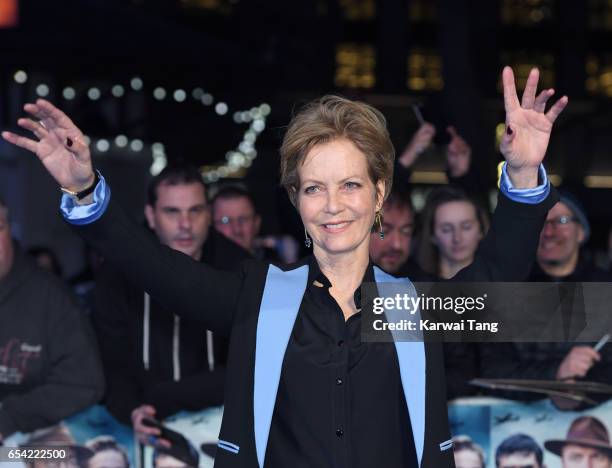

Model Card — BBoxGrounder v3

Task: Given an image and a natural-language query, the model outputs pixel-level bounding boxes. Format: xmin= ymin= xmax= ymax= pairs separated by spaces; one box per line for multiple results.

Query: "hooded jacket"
xmin=93 ymin=228 xmax=251 ymax=424
xmin=0 ymin=245 xmax=104 ymax=437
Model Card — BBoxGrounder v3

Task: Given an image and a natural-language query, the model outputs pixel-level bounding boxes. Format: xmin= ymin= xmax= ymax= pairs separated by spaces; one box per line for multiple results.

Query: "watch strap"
xmin=60 ymin=171 xmax=100 ymax=200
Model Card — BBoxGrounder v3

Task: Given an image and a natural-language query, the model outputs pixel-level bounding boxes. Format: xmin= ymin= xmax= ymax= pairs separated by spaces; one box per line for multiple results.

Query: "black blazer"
xmin=73 ymin=188 xmax=557 ymax=467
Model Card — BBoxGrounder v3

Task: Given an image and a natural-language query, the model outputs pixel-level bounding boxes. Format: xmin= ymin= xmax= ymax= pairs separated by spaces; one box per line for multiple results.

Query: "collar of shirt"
xmin=306 ymin=255 xmax=375 ymax=311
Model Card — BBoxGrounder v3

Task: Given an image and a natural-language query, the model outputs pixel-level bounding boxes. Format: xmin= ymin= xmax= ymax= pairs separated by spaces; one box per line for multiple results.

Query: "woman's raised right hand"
xmin=2 ymin=99 xmax=95 ymax=192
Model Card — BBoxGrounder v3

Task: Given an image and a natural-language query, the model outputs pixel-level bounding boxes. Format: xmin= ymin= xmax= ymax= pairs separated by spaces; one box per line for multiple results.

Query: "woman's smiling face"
xmin=297 ymin=138 xmax=384 ymax=258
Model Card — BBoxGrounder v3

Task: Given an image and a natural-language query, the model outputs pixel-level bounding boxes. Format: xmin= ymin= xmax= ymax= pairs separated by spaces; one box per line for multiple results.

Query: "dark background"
xmin=0 ymin=0 xmax=611 ymax=275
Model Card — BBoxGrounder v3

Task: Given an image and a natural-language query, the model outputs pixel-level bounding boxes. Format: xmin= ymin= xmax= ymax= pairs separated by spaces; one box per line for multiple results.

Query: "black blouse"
xmin=265 ymin=257 xmax=418 ymax=468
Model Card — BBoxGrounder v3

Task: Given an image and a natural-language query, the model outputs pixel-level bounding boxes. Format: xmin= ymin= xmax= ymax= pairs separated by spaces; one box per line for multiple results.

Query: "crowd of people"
xmin=0 ymin=65 xmax=610 ymax=467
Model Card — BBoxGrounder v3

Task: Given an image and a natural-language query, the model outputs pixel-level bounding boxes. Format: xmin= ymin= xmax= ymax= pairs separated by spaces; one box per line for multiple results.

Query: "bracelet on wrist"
xmin=60 ymin=171 xmax=100 ymax=200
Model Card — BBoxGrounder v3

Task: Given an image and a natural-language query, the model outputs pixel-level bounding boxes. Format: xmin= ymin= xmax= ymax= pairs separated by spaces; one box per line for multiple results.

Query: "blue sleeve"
xmin=499 ymin=162 xmax=550 ymax=204
xmin=60 ymin=171 xmax=111 ymax=225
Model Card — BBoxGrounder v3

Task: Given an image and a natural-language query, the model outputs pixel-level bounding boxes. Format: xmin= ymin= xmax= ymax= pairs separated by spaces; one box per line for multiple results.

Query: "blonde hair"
xmin=280 ymin=95 xmax=395 ymax=206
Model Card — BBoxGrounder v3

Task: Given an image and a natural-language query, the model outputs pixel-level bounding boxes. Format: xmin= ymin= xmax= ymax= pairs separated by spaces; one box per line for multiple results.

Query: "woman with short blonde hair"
xmin=280 ymin=95 xmax=395 ymax=206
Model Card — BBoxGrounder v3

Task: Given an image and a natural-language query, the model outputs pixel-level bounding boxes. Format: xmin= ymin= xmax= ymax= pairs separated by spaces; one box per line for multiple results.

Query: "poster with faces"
xmin=450 ymin=399 xmax=612 ymax=468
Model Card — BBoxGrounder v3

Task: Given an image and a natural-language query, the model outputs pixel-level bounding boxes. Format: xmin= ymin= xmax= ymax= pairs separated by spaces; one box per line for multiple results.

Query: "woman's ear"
xmin=375 ymin=180 xmax=386 ymax=212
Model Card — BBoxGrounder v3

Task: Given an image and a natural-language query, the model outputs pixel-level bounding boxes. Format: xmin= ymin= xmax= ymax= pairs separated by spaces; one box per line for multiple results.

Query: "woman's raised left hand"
xmin=500 ymin=66 xmax=568 ymax=188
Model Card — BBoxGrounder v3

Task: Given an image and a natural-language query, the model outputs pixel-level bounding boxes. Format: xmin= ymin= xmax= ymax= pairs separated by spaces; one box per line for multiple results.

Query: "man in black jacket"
xmin=532 ymin=193 xmax=612 ymax=386
xmin=0 ymin=196 xmax=104 ymax=442
xmin=480 ymin=193 xmax=612 ymax=406
xmin=92 ymin=164 xmax=251 ymax=447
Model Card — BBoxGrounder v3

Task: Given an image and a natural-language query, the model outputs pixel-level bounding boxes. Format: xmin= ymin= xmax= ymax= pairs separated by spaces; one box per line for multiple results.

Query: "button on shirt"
xmin=264 ymin=257 xmax=418 ymax=468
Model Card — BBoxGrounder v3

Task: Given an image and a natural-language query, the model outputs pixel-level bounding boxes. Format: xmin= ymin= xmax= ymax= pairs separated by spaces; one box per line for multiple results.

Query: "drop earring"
xmin=376 ymin=211 xmax=384 ymax=239
xmin=304 ymin=228 xmax=312 ymax=248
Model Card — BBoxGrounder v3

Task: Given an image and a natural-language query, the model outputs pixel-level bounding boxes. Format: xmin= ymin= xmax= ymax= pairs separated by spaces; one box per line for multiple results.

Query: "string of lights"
xmin=11 ymin=70 xmax=270 ymax=179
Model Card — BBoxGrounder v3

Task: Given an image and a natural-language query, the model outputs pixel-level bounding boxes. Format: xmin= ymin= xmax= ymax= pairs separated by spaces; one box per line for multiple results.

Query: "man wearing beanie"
xmin=530 ymin=192 xmax=611 ymax=282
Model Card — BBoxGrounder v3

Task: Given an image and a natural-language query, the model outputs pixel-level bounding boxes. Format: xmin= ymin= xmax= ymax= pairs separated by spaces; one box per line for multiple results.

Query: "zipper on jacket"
xmin=173 ymin=315 xmax=181 ymax=381
xmin=206 ymin=330 xmax=215 ymax=371
xmin=143 ymin=292 xmax=150 ymax=370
